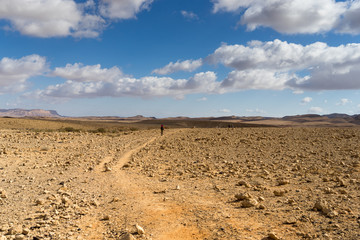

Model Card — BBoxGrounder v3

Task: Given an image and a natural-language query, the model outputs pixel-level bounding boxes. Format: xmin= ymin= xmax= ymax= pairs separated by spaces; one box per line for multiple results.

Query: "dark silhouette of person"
xmin=160 ymin=124 xmax=164 ymax=136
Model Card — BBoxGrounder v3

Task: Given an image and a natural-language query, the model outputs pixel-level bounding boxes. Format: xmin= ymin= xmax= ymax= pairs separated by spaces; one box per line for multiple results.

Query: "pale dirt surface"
xmin=0 ymin=127 xmax=360 ymax=240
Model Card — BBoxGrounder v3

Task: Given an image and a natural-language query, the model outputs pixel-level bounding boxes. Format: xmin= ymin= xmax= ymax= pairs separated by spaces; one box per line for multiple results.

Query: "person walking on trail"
xmin=160 ymin=124 xmax=164 ymax=136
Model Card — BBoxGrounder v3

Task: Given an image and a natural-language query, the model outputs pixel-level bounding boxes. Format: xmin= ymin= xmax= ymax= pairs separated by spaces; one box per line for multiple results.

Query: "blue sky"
xmin=1 ymin=0 xmax=360 ymax=117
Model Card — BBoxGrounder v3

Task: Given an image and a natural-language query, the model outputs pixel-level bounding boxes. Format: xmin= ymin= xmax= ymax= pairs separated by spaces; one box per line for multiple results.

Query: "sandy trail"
xmin=77 ymin=129 xmax=208 ymax=239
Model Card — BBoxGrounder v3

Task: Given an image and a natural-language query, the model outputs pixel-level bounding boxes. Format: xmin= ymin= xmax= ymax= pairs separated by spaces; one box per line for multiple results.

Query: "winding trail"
xmin=76 ymin=129 xmax=207 ymax=239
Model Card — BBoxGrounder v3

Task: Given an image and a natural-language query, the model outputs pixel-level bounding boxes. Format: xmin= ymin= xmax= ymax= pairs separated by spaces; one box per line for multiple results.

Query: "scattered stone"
xmin=241 ymin=198 xmax=258 ymax=208
xmin=110 ymin=197 xmax=120 ymax=203
xmin=278 ymin=179 xmax=290 ymax=186
xmin=258 ymin=204 xmax=266 ymax=209
xmin=121 ymin=233 xmax=136 ymax=240
xmin=35 ymin=198 xmax=45 ymax=205
xmin=268 ymin=232 xmax=281 ymax=240
xmin=14 ymin=234 xmax=25 ymax=240
xmin=0 ymin=189 xmax=7 ymax=199
xmin=135 ymin=223 xmax=145 ymax=235
xmin=104 ymin=164 xmax=112 ymax=172
xmin=284 ymin=217 xmax=297 ymax=224
xmin=313 ymin=199 xmax=338 ymax=218
xmin=101 ymin=215 xmax=110 ymax=221
xmin=237 ymin=180 xmax=251 ymax=188
xmin=235 ymin=192 xmax=252 ymax=201
xmin=274 ymin=190 xmax=287 ymax=196
xmin=336 ymin=177 xmax=346 ymax=187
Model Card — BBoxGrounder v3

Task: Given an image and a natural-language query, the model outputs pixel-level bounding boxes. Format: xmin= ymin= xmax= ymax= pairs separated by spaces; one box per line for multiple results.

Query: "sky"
xmin=1 ymin=0 xmax=360 ymax=117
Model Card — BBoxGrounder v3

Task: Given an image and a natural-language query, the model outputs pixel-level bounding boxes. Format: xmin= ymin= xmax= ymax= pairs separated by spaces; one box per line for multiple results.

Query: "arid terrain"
xmin=0 ymin=117 xmax=359 ymax=240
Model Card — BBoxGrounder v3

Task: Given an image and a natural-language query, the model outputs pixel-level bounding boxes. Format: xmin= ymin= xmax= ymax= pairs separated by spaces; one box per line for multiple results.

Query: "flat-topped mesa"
xmin=0 ymin=109 xmax=61 ymax=118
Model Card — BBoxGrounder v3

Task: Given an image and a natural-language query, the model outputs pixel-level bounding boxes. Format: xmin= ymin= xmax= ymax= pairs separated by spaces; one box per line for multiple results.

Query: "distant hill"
xmin=0 ymin=109 xmax=61 ymax=118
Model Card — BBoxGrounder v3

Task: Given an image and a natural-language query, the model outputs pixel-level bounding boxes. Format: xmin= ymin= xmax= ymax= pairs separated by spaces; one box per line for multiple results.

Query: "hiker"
xmin=160 ymin=124 xmax=164 ymax=136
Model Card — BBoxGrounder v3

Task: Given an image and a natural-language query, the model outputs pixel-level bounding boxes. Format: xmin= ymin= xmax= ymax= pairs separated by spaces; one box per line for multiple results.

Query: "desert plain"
xmin=0 ymin=117 xmax=359 ymax=240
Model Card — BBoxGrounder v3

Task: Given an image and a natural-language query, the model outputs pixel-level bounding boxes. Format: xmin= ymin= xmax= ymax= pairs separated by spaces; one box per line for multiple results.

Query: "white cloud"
xmin=212 ymin=0 xmax=252 ymax=13
xmin=336 ymin=98 xmax=352 ymax=106
xmin=152 ymin=59 xmax=203 ymax=75
xmin=308 ymin=107 xmax=324 ymax=114
xmin=0 ymin=55 xmax=47 ymax=93
xmin=246 ymin=108 xmax=265 ymax=114
xmin=52 ymin=63 xmax=124 ymax=82
xmin=219 ymin=109 xmax=231 ymax=113
xmin=337 ymin=0 xmax=360 ymax=34
xmin=0 ymin=0 xmax=105 ymax=38
xmin=99 ymin=0 xmax=153 ymax=19
xmin=181 ymin=11 xmax=199 ymax=21
xmin=301 ymin=97 xmax=312 ymax=104
xmin=27 ymin=61 xmax=220 ymax=100
xmin=0 ymin=0 xmax=155 ymax=38
xmin=220 ymin=69 xmax=293 ymax=90
xmin=293 ymin=90 xmax=304 ymax=94
xmin=212 ymin=0 xmax=360 ymax=35
xmin=208 ymin=39 xmax=360 ymax=91
xmin=197 ymin=97 xmax=208 ymax=101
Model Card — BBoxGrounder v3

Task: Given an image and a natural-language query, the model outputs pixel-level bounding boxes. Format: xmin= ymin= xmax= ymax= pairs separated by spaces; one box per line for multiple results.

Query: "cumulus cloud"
xmin=246 ymin=108 xmax=266 ymax=114
xmin=0 ymin=0 xmax=154 ymax=38
xmin=219 ymin=109 xmax=231 ymax=113
xmin=197 ymin=97 xmax=208 ymax=101
xmin=99 ymin=0 xmax=153 ymax=19
xmin=308 ymin=107 xmax=324 ymax=114
xmin=28 ymin=61 xmax=219 ymax=100
xmin=0 ymin=0 xmax=106 ymax=38
xmin=212 ymin=0 xmax=360 ymax=35
xmin=0 ymin=55 xmax=47 ymax=93
xmin=336 ymin=98 xmax=352 ymax=106
xmin=337 ymin=0 xmax=360 ymax=34
xmin=181 ymin=10 xmax=199 ymax=21
xmin=212 ymin=0 xmax=252 ymax=13
xmin=208 ymin=39 xmax=360 ymax=91
xmin=152 ymin=59 xmax=203 ymax=75
xmin=220 ymin=69 xmax=293 ymax=90
xmin=301 ymin=97 xmax=313 ymax=104
xmin=52 ymin=63 xmax=124 ymax=82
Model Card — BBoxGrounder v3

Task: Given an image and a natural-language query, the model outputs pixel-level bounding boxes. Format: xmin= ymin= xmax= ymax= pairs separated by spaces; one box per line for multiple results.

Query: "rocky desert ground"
xmin=0 ymin=119 xmax=359 ymax=240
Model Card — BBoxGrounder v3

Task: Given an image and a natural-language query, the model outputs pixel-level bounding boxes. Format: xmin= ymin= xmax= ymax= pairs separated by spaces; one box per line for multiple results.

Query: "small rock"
xmin=258 ymin=204 xmax=266 ymax=209
xmin=90 ymin=199 xmax=99 ymax=207
xmin=35 ymin=199 xmax=45 ymax=205
xmin=0 ymin=189 xmax=7 ymax=199
xmin=101 ymin=215 xmax=110 ymax=221
xmin=241 ymin=198 xmax=258 ymax=208
xmin=110 ymin=197 xmax=120 ymax=203
xmin=237 ymin=180 xmax=251 ymax=188
xmin=314 ymin=199 xmax=338 ymax=218
xmin=278 ymin=179 xmax=290 ymax=186
xmin=22 ymin=228 xmax=29 ymax=235
xmin=235 ymin=192 xmax=252 ymax=201
xmin=104 ymin=164 xmax=112 ymax=172
xmin=135 ymin=223 xmax=145 ymax=235
xmin=336 ymin=177 xmax=346 ymax=187
xmin=7 ymin=226 xmax=22 ymax=235
xmin=120 ymin=233 xmax=136 ymax=240
xmin=15 ymin=234 xmax=25 ymax=240
xmin=273 ymin=189 xmax=286 ymax=196
xmin=284 ymin=217 xmax=297 ymax=224
xmin=268 ymin=232 xmax=281 ymax=240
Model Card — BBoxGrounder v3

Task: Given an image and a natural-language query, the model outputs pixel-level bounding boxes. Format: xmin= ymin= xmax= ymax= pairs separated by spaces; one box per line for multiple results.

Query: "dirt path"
xmin=76 ymin=129 xmax=209 ymax=239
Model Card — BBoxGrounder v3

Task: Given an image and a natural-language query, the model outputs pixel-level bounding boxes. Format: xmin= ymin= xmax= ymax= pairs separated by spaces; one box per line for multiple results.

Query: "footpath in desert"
xmin=0 ymin=118 xmax=360 ymax=240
